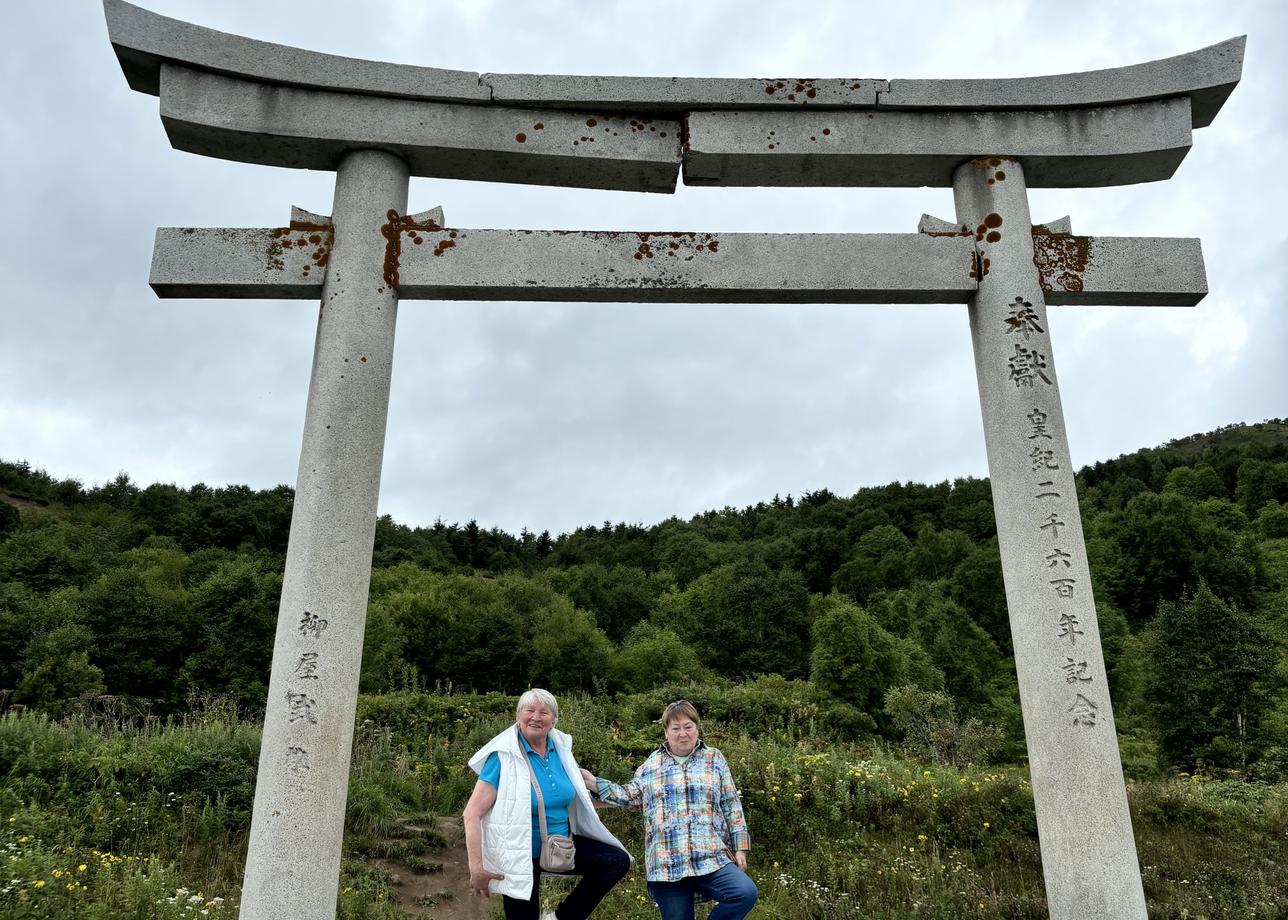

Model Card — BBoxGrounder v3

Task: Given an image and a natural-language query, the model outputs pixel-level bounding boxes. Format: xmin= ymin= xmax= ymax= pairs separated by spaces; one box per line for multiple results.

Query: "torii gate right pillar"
xmin=955 ymin=155 xmax=1147 ymax=918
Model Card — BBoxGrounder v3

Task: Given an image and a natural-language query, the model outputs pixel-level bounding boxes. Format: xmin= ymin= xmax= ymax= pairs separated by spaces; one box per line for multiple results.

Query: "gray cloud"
xmin=1 ymin=1 xmax=1283 ymax=535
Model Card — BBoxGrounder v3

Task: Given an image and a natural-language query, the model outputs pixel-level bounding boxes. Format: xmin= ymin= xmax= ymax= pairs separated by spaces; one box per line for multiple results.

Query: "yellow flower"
xmin=53 ymin=870 xmax=63 ymax=878
xmin=917 ymin=834 xmax=927 ymax=841
xmin=78 ymin=865 xmax=87 ymax=872
xmin=34 ymin=880 xmax=46 ymax=889
xmin=983 ymin=822 xmax=990 ymax=828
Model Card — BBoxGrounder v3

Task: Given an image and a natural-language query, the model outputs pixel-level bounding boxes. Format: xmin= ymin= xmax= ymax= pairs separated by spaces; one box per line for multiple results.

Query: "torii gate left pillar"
xmin=241 ymin=149 xmax=408 ymax=918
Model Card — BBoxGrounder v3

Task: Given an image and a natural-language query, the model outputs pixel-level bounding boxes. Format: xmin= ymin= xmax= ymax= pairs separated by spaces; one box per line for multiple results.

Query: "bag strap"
xmin=519 ymin=728 xmax=550 ymax=843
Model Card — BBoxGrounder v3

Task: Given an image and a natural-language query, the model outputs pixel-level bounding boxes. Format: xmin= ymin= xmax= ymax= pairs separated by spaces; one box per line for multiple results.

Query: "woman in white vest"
xmin=464 ymin=688 xmax=630 ymax=920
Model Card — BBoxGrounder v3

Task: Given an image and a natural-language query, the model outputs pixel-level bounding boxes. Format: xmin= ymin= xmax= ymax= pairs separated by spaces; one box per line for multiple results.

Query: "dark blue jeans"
xmin=501 ymin=834 xmax=631 ymax=920
xmin=647 ymin=862 xmax=758 ymax=920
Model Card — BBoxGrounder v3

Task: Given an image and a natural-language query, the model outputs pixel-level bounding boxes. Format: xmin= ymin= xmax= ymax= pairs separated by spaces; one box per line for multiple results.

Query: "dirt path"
xmin=376 ymin=817 xmax=498 ymax=920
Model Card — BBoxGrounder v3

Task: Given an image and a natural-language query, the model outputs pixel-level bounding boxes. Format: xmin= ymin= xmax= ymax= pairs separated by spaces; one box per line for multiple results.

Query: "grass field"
xmin=3 ymin=688 xmax=1287 ymax=919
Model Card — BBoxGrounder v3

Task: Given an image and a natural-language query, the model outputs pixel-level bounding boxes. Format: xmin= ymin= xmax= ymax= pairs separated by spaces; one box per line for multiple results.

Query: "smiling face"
xmin=517 ymin=700 xmax=556 ymax=748
xmin=664 ymin=716 xmax=700 ymax=757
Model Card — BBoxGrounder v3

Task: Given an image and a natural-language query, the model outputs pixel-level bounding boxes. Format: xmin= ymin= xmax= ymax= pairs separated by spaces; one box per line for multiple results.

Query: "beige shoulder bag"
xmin=522 ymin=738 xmax=576 ymax=873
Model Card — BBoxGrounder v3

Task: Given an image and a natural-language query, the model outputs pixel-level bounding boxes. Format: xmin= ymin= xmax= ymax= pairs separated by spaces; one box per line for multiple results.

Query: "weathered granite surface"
xmin=149 ymin=223 xmax=1206 ymax=306
xmin=882 ymin=36 xmax=1244 ymax=128
xmin=955 ymin=155 xmax=1148 ymax=920
xmin=684 ymin=99 xmax=1193 ymax=188
xmin=159 ymin=66 xmax=682 ymax=193
xmin=239 ymin=150 xmax=408 ymax=920
xmin=106 ymin=1 xmax=1241 ymax=127
xmin=106 ymin=1 xmax=1243 ymax=190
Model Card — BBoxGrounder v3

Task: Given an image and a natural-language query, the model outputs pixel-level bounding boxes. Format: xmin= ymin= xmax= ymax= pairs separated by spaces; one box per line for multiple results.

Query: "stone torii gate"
xmin=103 ymin=3 xmax=1242 ymax=917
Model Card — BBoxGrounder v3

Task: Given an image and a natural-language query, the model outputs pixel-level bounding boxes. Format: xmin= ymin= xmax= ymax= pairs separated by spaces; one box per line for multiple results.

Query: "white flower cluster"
xmin=156 ymin=887 xmax=230 ymax=915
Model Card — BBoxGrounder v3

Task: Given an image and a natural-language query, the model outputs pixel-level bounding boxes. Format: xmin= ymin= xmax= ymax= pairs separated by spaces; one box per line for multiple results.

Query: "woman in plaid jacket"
xmin=582 ymin=700 xmax=758 ymax=920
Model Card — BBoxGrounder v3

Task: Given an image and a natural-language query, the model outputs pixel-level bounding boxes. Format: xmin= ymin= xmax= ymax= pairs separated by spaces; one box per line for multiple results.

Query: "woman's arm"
xmin=462 ymin=779 xmax=505 ymax=894
xmin=715 ymin=752 xmax=751 ymax=861
xmin=582 ymin=762 xmax=647 ymax=809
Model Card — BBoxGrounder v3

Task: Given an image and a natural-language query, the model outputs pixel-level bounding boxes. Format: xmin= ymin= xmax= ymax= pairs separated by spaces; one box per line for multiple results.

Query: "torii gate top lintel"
xmin=105 ymin=0 xmax=1243 ymax=192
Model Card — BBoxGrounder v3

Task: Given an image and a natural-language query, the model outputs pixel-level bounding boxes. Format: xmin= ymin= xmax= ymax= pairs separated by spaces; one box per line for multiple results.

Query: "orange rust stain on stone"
xmin=627 ymin=231 xmax=721 ymax=260
xmin=381 ymin=209 xmax=446 ymax=286
xmin=268 ymin=221 xmax=333 ymax=276
xmin=1032 ymin=226 xmax=1092 ymax=293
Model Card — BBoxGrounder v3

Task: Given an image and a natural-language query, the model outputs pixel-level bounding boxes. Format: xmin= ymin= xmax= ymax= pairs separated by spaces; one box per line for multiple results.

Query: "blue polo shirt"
xmin=480 ymin=731 xmax=575 ymax=858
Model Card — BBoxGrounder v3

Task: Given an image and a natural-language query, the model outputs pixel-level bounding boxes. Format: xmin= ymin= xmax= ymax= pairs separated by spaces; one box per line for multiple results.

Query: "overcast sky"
xmin=1 ymin=1 xmax=1284 ymax=536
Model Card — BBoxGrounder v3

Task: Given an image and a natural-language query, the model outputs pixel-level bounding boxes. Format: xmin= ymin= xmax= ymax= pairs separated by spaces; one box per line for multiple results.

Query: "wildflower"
xmin=34 ymin=880 xmax=45 ymax=888
xmin=983 ymin=822 xmax=990 ymax=828
xmin=78 ymin=865 xmax=87 ymax=872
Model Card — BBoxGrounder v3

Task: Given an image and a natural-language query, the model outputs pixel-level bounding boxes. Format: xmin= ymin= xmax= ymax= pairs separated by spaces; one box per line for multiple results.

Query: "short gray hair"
xmin=516 ymin=688 xmax=559 ymax=725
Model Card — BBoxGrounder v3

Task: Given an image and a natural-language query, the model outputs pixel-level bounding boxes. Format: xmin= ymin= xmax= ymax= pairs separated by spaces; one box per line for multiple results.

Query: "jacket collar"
xmin=660 ymin=738 xmax=706 ymax=759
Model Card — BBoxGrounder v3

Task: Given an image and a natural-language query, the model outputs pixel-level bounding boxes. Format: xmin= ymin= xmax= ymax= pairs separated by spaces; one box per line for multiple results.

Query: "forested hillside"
xmin=3 ymin=419 xmax=1286 ymax=777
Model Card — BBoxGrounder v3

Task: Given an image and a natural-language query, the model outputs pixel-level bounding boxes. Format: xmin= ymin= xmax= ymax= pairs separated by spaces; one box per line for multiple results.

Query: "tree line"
xmin=1 ymin=419 xmax=1286 ymax=776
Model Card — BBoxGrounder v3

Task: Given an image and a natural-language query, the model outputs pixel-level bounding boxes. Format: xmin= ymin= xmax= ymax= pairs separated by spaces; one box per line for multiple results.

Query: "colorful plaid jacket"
xmin=593 ymin=741 xmax=750 ymax=882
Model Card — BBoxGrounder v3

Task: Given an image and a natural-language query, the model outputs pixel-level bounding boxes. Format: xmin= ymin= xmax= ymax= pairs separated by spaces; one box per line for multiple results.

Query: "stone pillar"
xmin=953 ymin=156 xmax=1146 ymax=920
xmin=240 ymin=149 xmax=410 ymax=920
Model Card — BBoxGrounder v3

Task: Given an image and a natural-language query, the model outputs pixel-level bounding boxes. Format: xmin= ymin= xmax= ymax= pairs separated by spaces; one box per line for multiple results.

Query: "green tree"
xmin=16 ymin=623 xmax=104 ymax=710
xmin=176 ymin=555 xmax=282 ymax=711
xmin=81 ymin=565 xmax=191 ymax=705
xmin=614 ymin=623 xmax=710 ymax=693
xmin=0 ymin=581 xmax=37 ymax=690
xmin=12 ymin=588 xmax=104 ymax=711
xmin=948 ymin=542 xmax=1011 ymax=653
xmin=539 ymin=563 xmax=667 ymax=643
xmin=659 ymin=529 xmax=718 ymax=589
xmin=657 ymin=559 xmax=811 ymax=679
xmin=0 ymin=501 xmax=19 ymax=540
xmin=865 ymin=583 xmax=1006 ymax=712
xmin=832 ymin=525 xmax=912 ymax=603
xmin=908 ymin=525 xmax=975 ymax=583
xmin=1163 ymin=462 xmax=1228 ymax=501
xmin=1148 ymin=585 xmax=1277 ymax=771
xmin=0 ymin=517 xmax=106 ymax=591
xmin=527 ymin=599 xmax=614 ymax=694
xmin=809 ymin=594 xmax=943 ymax=731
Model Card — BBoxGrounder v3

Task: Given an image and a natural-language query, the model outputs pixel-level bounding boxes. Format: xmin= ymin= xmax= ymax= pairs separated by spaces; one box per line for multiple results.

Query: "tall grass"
xmin=3 ymin=690 xmax=1288 ymax=918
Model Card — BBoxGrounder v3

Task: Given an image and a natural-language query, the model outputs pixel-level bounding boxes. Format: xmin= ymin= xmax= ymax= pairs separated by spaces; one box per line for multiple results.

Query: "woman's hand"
xmin=733 ymin=851 xmax=748 ymax=871
xmin=469 ymin=867 xmax=505 ymax=895
xmin=579 ymin=767 xmax=599 ymax=793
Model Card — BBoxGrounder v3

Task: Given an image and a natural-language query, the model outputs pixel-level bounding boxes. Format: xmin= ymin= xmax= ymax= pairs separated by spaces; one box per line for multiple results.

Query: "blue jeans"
xmin=647 ymin=863 xmax=758 ymax=920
